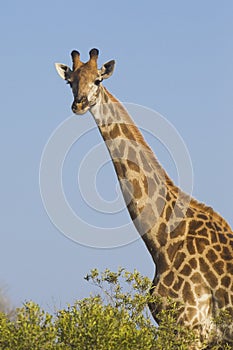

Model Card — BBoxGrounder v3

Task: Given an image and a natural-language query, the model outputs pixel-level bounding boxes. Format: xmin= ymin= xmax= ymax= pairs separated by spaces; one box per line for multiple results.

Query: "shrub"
xmin=0 ymin=268 xmax=232 ymax=349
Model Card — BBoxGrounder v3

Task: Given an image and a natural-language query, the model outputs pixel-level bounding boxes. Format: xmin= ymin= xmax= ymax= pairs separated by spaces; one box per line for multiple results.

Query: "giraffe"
xmin=55 ymin=48 xmax=233 ymax=348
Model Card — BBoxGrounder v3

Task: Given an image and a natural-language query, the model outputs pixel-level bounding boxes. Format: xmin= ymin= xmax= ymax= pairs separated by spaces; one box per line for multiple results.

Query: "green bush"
xmin=0 ymin=268 xmax=232 ymax=349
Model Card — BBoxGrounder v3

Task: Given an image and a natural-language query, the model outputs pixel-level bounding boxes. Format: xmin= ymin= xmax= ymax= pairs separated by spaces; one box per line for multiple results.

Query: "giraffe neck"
xmin=90 ymin=86 xmax=179 ymax=256
xmin=89 ymin=86 xmax=233 ymax=345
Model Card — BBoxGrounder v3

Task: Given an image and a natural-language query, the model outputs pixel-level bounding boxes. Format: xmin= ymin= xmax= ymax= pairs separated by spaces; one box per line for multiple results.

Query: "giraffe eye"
xmin=94 ymin=78 xmax=102 ymax=86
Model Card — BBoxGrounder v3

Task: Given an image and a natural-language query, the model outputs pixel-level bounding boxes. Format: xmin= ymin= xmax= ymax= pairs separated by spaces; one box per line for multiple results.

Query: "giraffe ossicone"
xmin=55 ymin=48 xmax=233 ymax=348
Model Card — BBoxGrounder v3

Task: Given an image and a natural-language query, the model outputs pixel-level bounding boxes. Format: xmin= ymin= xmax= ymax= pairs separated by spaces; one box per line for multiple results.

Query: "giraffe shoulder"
xmin=189 ymin=198 xmax=232 ymax=233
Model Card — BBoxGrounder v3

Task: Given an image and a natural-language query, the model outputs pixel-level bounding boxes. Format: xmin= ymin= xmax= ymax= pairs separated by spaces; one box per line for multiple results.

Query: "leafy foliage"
xmin=0 ymin=268 xmax=232 ymax=349
xmin=205 ymin=309 xmax=233 ymax=350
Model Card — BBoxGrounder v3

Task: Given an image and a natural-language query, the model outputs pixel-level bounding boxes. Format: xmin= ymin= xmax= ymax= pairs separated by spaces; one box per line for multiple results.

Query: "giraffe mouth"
xmin=72 ymin=98 xmax=97 ymax=115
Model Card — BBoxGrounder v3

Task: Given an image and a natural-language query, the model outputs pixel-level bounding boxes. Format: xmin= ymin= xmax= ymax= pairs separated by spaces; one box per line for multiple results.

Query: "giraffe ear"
xmin=55 ymin=63 xmax=72 ymax=81
xmin=99 ymin=60 xmax=115 ymax=80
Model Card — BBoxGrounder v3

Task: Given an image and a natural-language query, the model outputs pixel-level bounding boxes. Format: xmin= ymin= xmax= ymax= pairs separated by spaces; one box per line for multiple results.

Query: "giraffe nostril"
xmin=76 ymin=96 xmax=87 ymax=104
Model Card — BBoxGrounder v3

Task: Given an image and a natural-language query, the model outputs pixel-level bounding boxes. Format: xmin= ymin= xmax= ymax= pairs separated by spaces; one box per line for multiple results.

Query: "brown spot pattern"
xmin=139 ymin=150 xmax=152 ymax=172
xmin=127 ymin=159 xmax=140 ymax=172
xmin=183 ymin=282 xmax=195 ymax=305
xmin=206 ymin=271 xmax=218 ymax=288
xmin=195 ymin=237 xmax=209 ymax=254
xmin=180 ymin=264 xmax=192 ymax=276
xmin=120 ymin=124 xmax=136 ymax=141
xmin=189 ymin=258 xmax=197 ymax=269
xmin=187 ymin=238 xmax=196 ymax=255
xmin=164 ymin=271 xmax=174 ymax=286
xmin=132 ymin=178 xmax=142 ymax=199
xmin=206 ymin=249 xmax=218 ymax=263
xmin=110 ymin=124 xmax=121 ymax=138
xmin=213 ymin=261 xmax=225 ymax=275
xmin=221 ymin=276 xmax=231 ymax=288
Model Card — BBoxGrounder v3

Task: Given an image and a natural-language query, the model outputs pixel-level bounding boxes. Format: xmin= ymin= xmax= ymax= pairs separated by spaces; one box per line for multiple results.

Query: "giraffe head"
xmin=55 ymin=48 xmax=115 ymax=115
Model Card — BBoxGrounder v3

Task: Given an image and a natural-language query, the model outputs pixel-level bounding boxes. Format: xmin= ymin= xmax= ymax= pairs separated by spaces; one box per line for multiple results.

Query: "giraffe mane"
xmin=189 ymin=197 xmax=232 ymax=231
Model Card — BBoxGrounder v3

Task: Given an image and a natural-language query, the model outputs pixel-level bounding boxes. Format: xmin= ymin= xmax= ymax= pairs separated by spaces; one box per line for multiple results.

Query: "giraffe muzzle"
xmin=72 ymin=97 xmax=89 ymax=115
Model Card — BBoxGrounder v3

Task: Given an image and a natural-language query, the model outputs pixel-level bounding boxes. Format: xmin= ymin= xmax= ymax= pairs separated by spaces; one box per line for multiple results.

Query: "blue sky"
xmin=0 ymin=1 xmax=233 ymax=310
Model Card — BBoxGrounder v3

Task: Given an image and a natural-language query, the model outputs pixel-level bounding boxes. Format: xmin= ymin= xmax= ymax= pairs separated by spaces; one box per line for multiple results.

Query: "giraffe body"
xmin=55 ymin=49 xmax=233 ymax=348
